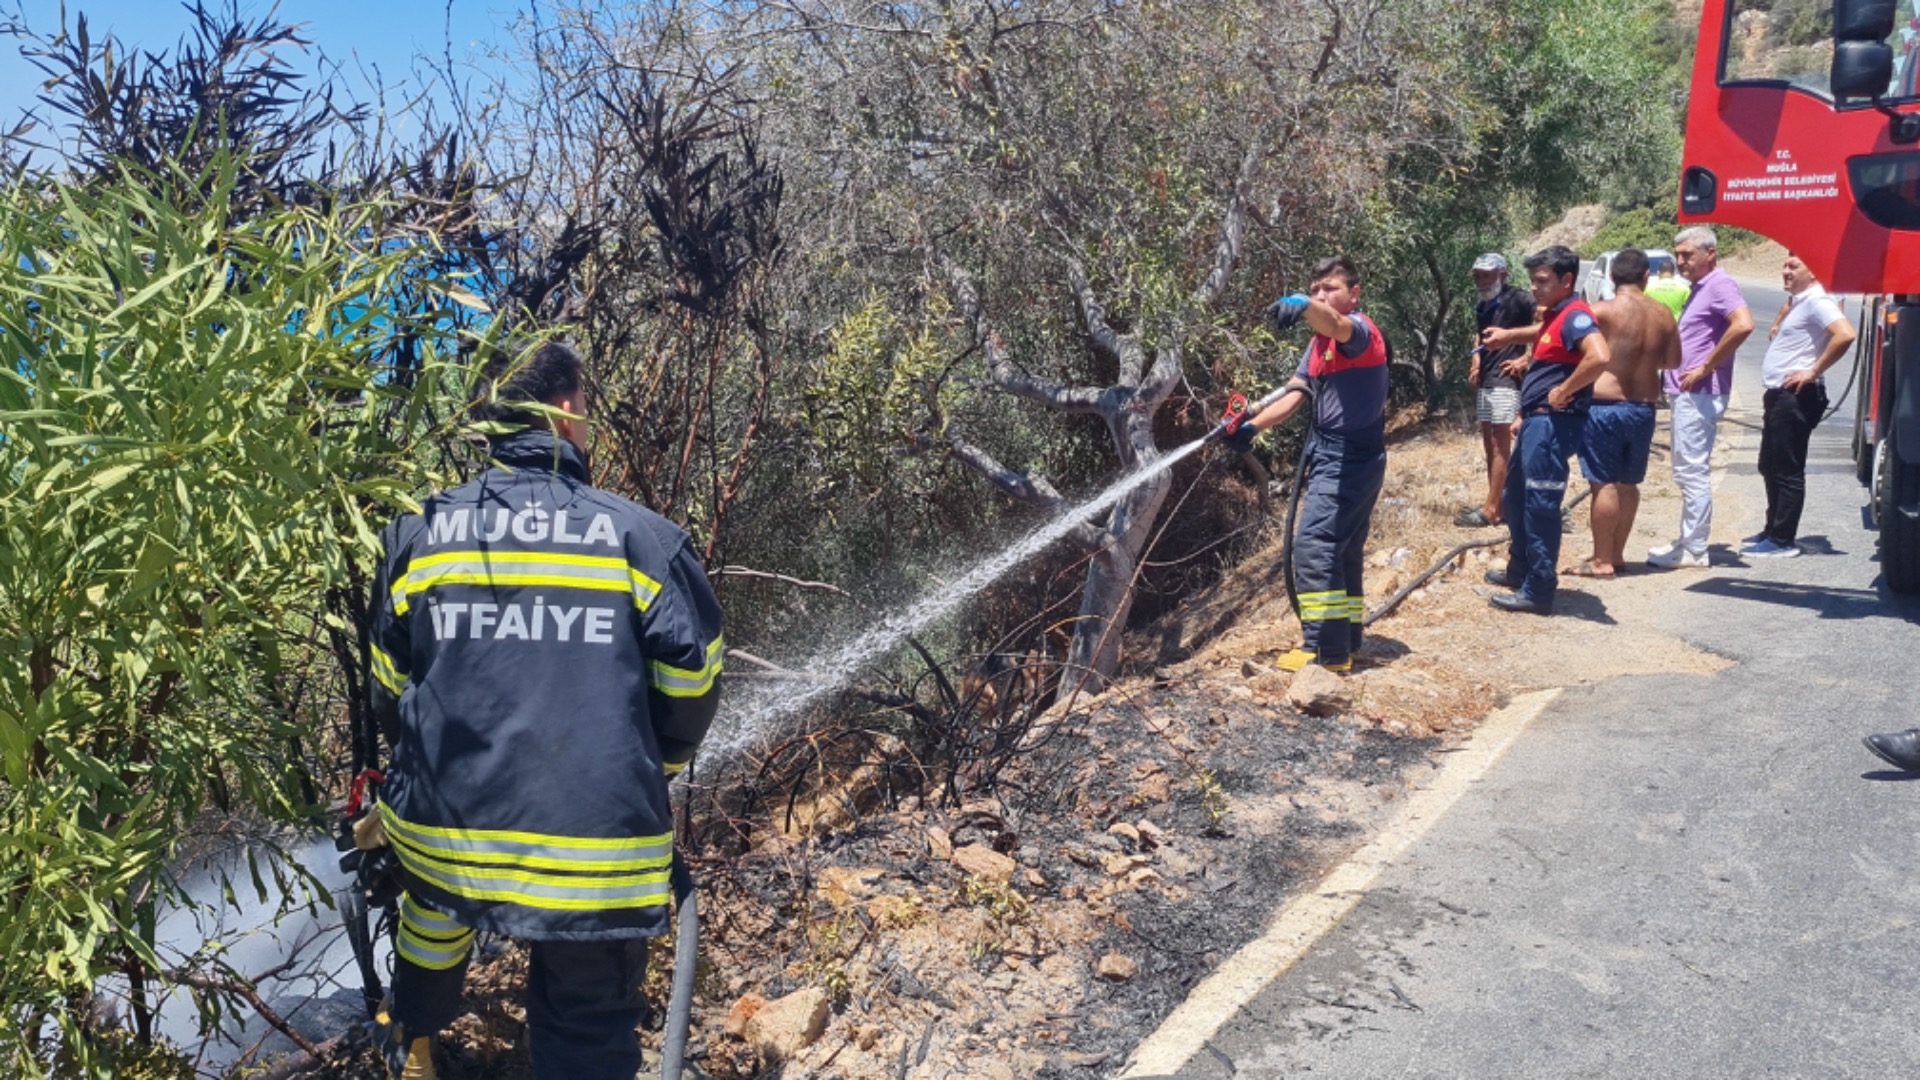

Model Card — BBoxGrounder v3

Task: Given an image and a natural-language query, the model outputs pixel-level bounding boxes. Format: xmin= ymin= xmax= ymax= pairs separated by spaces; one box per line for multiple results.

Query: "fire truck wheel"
xmin=1881 ymin=430 xmax=1920 ymax=594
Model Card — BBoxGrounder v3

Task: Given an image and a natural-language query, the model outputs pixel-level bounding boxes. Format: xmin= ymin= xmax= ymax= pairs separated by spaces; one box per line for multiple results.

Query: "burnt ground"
xmin=295 ymin=411 xmax=1649 ymax=1080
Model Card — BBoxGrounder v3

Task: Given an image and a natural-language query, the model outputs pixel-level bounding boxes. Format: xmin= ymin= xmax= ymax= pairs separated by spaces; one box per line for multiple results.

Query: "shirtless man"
xmin=1572 ymin=248 xmax=1680 ymax=576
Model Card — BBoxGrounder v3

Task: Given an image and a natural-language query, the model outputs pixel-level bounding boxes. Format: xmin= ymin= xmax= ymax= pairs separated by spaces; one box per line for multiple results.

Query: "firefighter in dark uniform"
xmin=1480 ymin=245 xmax=1611 ymax=614
xmin=363 ymin=341 xmax=723 ymax=1079
xmin=1224 ymin=255 xmax=1390 ymax=673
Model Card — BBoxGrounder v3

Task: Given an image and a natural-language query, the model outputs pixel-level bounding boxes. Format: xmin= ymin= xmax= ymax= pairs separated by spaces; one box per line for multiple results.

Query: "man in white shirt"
xmin=1745 ymin=253 xmax=1856 ymax=557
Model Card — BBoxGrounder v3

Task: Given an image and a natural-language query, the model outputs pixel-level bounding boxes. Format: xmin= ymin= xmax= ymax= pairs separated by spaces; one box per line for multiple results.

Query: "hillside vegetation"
xmin=0 ymin=0 xmax=1690 ymax=1072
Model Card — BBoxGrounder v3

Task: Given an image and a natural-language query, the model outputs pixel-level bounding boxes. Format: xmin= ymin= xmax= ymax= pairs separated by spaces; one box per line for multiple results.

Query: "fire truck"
xmin=1677 ymin=0 xmax=1920 ymax=591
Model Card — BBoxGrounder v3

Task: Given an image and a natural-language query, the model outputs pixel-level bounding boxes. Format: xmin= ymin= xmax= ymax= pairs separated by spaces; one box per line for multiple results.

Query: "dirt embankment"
xmin=308 ymin=410 xmax=1731 ymax=1080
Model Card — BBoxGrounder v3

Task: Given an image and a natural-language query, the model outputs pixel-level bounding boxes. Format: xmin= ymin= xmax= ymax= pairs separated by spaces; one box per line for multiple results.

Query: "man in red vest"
xmin=1478 ymin=246 xmax=1611 ymax=614
xmin=1224 ymin=255 xmax=1389 ymax=671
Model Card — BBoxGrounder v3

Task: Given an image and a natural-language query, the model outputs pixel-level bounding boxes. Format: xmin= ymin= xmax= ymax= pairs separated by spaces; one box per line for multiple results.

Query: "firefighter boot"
xmin=374 ymin=999 xmax=438 ymax=1080
xmin=1275 ymin=648 xmax=1351 ymax=674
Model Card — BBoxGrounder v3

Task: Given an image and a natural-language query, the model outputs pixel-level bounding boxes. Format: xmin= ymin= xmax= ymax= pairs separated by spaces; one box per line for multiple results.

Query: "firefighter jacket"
xmin=366 ymin=430 xmax=723 ymax=941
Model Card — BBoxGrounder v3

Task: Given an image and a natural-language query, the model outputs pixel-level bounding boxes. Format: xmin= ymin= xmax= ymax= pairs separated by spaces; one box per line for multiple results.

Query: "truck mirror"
xmin=1834 ymin=40 xmax=1896 ymax=100
xmin=1833 ymin=0 xmax=1899 ymax=100
xmin=1835 ymin=0 xmax=1898 ymax=41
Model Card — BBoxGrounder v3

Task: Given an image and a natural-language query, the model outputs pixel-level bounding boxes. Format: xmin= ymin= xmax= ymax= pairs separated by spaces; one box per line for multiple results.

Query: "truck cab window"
xmin=1719 ymin=0 xmax=1920 ymax=102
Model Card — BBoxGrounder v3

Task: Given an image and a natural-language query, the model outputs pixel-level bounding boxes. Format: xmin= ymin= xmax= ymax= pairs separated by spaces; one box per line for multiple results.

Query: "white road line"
xmin=1118 ymin=687 xmax=1564 ymax=1078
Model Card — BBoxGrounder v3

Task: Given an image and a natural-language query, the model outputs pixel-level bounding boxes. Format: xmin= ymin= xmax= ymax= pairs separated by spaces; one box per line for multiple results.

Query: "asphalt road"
xmin=1182 ymin=278 xmax=1920 ymax=1078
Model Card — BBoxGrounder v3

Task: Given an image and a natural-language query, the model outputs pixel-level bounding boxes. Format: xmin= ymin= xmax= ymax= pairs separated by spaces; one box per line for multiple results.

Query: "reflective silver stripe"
xmin=1525 ymin=479 xmax=1566 ymax=491
xmin=401 ymin=893 xmax=464 ymax=934
xmin=403 ymin=554 xmax=633 ymax=596
xmin=394 ymin=841 xmax=674 ymax=911
xmin=649 ymin=636 xmax=725 ymax=698
xmin=369 ymin=645 xmax=405 ymax=695
xmin=1299 ymin=591 xmax=1348 ymax=620
xmin=381 ymin=805 xmax=672 ymax=872
xmin=397 ymin=926 xmax=473 ymax=971
xmin=398 ymin=894 xmax=473 ymax=971
xmin=630 ymin=568 xmax=662 ymax=610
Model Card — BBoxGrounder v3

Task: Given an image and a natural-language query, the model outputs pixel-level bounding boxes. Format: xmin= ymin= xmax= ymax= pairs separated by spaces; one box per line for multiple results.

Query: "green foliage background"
xmin=0 ymin=0 xmax=1709 ymax=1069
xmin=0 ymin=153 xmax=468 ymax=1072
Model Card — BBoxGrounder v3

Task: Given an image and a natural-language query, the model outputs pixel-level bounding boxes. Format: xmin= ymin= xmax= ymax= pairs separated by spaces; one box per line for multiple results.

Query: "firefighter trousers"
xmin=390 ymin=890 xmax=652 ymax=1080
xmin=1292 ymin=435 xmax=1386 ymax=666
xmin=1502 ymin=410 xmax=1587 ymax=607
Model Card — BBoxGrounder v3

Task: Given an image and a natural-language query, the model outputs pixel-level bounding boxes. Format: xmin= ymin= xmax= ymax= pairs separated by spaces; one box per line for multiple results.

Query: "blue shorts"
xmin=1579 ymin=401 xmax=1656 ymax=485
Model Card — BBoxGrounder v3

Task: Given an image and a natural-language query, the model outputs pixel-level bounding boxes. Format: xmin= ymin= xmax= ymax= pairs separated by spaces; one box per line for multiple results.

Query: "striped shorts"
xmin=1476 ymin=386 xmax=1520 ymax=425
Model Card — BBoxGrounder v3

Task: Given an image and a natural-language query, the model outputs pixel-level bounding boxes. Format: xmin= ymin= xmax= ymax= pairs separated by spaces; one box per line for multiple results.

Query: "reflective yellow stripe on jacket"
xmin=369 ymin=644 xmax=406 ymax=696
xmin=380 ymin=803 xmax=674 ymax=912
xmin=397 ymin=893 xmax=474 ymax=971
xmin=649 ymin=635 xmax=725 ymax=698
xmin=390 ymin=550 xmax=662 ymax=615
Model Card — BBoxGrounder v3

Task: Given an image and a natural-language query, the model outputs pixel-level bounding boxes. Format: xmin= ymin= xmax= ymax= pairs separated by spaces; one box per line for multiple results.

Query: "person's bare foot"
xmin=1567 ymin=558 xmax=1615 ymax=578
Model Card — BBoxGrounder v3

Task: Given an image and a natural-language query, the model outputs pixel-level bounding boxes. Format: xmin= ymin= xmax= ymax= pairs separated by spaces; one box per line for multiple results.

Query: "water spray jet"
xmin=710 ymin=382 xmax=1311 ymax=769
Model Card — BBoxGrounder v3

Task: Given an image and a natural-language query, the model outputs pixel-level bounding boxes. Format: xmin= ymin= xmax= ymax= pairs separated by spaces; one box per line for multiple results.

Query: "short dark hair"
xmin=1309 ymin=255 xmax=1361 ymax=289
xmin=1610 ymin=248 xmax=1650 ymax=286
xmin=1523 ymin=245 xmax=1580 ymax=283
xmin=471 ymin=341 xmax=585 ymax=429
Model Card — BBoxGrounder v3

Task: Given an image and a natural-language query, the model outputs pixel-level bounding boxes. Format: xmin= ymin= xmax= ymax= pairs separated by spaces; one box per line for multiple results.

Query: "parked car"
xmin=1583 ymin=248 xmax=1677 ymax=303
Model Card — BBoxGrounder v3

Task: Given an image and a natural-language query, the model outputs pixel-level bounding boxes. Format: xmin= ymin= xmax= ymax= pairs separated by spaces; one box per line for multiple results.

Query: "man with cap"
xmin=1458 ymin=252 xmax=1537 ymax=529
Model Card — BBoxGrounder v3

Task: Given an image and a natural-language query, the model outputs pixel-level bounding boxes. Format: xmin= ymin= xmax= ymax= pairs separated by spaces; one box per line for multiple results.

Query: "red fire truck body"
xmin=1678 ymin=0 xmax=1920 ymax=590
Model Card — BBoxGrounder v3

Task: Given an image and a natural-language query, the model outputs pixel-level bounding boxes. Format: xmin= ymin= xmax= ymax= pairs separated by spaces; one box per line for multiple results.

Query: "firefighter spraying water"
xmin=1216 ymin=256 xmax=1392 ymax=671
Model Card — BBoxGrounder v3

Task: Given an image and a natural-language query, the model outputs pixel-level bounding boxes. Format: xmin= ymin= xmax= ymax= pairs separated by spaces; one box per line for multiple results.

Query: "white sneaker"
xmin=1647 ymin=540 xmax=1682 ymax=560
xmin=1647 ymin=546 xmax=1709 ymax=569
xmin=1744 ymin=539 xmax=1800 ymax=558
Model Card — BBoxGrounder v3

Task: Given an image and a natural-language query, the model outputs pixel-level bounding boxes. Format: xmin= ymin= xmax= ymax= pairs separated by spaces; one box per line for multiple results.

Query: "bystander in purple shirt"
xmin=1666 ymin=266 xmax=1747 ymax=397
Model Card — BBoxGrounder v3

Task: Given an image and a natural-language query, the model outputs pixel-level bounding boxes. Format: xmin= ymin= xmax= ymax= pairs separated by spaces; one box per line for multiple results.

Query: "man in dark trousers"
xmin=1225 ymin=255 xmax=1389 ymax=672
xmin=1479 ymin=245 xmax=1611 ymax=614
xmin=1457 ymin=252 xmax=1536 ymax=529
xmin=1744 ymin=252 xmax=1855 ymax=558
xmin=363 ymin=341 xmax=724 ymax=1079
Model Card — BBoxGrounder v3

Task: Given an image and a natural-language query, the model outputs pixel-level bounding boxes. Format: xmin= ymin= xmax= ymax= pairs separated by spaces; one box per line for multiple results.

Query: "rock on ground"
xmin=724 ymin=992 xmax=767 ymax=1039
xmin=927 ymin=825 xmax=954 ymax=860
xmin=1096 ymin=952 xmax=1139 ymax=981
xmin=1287 ymin=664 xmax=1354 ymax=716
xmin=743 ymin=987 xmax=830 ymax=1064
xmin=951 ymin=843 xmax=1017 ymax=884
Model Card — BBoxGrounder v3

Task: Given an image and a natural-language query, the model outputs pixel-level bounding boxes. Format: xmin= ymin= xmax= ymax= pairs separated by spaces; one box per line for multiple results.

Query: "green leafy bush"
xmin=0 ymin=153 xmax=461 ymax=1072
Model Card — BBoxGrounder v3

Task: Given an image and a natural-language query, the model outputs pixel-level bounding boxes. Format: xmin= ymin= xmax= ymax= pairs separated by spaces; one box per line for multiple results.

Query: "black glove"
xmin=1222 ymin=419 xmax=1260 ymax=454
xmin=1265 ymin=293 xmax=1310 ymax=333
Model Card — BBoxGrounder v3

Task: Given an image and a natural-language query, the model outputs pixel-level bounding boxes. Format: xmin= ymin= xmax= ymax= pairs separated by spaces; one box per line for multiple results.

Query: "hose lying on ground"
xmin=1360 ymin=487 xmax=1592 ymax=628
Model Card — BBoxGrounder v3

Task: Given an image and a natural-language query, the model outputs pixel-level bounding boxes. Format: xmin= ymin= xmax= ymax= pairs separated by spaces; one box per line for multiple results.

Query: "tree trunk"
xmin=1061 ymin=454 xmax=1172 ymax=695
